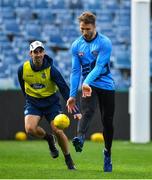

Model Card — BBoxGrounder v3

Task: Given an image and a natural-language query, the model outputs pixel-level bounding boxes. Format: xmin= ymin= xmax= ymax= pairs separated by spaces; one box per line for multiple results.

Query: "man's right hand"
xmin=66 ymin=97 xmax=77 ymax=114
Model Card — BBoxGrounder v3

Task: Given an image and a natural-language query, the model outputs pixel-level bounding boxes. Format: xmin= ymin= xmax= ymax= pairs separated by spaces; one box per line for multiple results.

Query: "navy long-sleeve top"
xmin=18 ymin=54 xmax=70 ymax=108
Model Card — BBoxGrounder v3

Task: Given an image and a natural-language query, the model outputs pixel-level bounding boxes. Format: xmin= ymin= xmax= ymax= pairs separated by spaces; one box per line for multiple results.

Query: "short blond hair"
xmin=78 ymin=11 xmax=96 ymax=25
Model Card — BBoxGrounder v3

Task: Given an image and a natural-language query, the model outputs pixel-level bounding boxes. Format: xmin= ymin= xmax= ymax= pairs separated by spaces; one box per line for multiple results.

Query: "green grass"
xmin=0 ymin=140 xmax=152 ymax=179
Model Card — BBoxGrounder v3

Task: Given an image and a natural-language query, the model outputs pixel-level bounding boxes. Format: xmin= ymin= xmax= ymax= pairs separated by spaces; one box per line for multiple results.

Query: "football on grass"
xmin=90 ymin=132 xmax=104 ymax=142
xmin=15 ymin=131 xmax=27 ymax=141
xmin=53 ymin=114 xmax=70 ymax=129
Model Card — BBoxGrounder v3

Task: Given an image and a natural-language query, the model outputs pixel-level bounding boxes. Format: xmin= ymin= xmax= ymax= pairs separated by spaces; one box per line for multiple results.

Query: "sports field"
xmin=0 ymin=140 xmax=152 ymax=179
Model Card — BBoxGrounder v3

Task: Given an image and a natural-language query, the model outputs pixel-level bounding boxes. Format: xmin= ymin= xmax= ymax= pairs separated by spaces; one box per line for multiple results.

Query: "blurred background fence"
xmin=0 ymin=90 xmax=152 ymax=140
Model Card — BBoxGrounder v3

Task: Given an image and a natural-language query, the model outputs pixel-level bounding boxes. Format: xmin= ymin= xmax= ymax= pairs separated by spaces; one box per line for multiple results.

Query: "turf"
xmin=0 ymin=140 xmax=152 ymax=179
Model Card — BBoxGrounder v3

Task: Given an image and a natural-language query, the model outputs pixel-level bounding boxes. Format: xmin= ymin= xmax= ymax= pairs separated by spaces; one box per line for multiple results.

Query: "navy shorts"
xmin=24 ymin=102 xmax=62 ymax=123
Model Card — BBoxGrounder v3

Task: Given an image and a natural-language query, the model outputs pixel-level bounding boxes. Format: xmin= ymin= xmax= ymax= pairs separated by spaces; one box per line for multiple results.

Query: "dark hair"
xmin=78 ymin=11 xmax=96 ymax=25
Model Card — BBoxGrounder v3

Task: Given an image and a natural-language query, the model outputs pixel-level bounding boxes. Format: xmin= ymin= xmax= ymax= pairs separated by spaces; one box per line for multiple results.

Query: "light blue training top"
xmin=70 ymin=32 xmax=115 ymax=97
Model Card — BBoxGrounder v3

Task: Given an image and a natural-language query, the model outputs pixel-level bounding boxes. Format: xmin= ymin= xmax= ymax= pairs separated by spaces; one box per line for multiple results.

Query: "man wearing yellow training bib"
xmin=18 ymin=41 xmax=81 ymax=170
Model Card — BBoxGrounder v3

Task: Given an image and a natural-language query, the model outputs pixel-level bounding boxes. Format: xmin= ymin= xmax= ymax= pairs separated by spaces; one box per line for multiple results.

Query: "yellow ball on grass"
xmin=90 ymin=132 xmax=104 ymax=142
xmin=15 ymin=131 xmax=27 ymax=141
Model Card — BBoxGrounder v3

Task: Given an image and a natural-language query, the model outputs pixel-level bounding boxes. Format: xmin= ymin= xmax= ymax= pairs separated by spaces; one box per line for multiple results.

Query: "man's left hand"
xmin=82 ymin=84 xmax=92 ymax=97
xmin=74 ymin=113 xmax=82 ymax=120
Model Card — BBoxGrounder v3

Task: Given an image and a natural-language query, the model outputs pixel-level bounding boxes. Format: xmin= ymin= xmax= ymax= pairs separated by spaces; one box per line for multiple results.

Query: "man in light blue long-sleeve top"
xmin=67 ymin=11 xmax=115 ymax=172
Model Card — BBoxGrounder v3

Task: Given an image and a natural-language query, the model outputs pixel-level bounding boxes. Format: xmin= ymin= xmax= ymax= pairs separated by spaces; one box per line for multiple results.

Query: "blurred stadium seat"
xmin=14 ymin=0 xmax=31 ymax=8
xmin=114 ymin=51 xmax=131 ymax=69
xmin=2 ymin=19 xmax=20 ymax=36
xmin=1 ymin=7 xmax=16 ymax=19
xmin=34 ymin=9 xmax=55 ymax=25
xmin=0 ymin=0 xmax=151 ymax=90
xmin=23 ymin=23 xmax=42 ymax=40
xmin=15 ymin=7 xmax=33 ymax=22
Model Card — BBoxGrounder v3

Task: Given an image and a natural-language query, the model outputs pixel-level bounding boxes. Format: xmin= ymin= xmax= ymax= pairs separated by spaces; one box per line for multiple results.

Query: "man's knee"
xmin=53 ymin=128 xmax=64 ymax=137
xmin=50 ymin=121 xmax=64 ymax=134
xmin=25 ymin=125 xmax=36 ymax=135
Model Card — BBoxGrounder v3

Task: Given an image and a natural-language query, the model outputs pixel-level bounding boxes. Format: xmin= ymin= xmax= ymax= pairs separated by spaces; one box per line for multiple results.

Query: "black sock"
xmin=44 ymin=133 xmax=53 ymax=141
xmin=44 ymin=134 xmax=55 ymax=149
xmin=64 ymin=153 xmax=75 ymax=169
xmin=64 ymin=153 xmax=72 ymax=162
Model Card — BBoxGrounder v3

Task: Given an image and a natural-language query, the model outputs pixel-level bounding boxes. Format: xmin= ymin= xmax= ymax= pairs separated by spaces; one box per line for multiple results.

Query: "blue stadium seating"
xmin=114 ymin=52 xmax=131 ymax=69
xmin=0 ymin=0 xmax=151 ymax=90
xmin=3 ymin=19 xmax=20 ymax=35
xmin=1 ymin=0 xmax=15 ymax=8
xmin=1 ymin=7 xmax=16 ymax=19
xmin=15 ymin=7 xmax=32 ymax=22
xmin=14 ymin=0 xmax=31 ymax=8
xmin=31 ymin=0 xmax=48 ymax=9
xmin=48 ymin=0 xmax=67 ymax=9
xmin=34 ymin=9 xmax=55 ymax=25
xmin=23 ymin=23 xmax=42 ymax=41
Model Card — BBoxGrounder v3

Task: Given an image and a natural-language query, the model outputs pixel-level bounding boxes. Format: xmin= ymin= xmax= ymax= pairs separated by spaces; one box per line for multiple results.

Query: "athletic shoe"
xmin=72 ymin=136 xmax=84 ymax=152
xmin=103 ymin=150 xmax=112 ymax=172
xmin=65 ymin=159 xmax=76 ymax=170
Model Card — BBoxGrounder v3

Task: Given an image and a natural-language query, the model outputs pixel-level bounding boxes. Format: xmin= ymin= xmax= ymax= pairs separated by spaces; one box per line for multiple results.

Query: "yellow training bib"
xmin=23 ymin=61 xmax=58 ymax=98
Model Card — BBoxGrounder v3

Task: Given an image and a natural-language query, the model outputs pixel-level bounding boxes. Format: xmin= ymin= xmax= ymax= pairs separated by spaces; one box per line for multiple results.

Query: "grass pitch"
xmin=0 ymin=140 xmax=152 ymax=179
